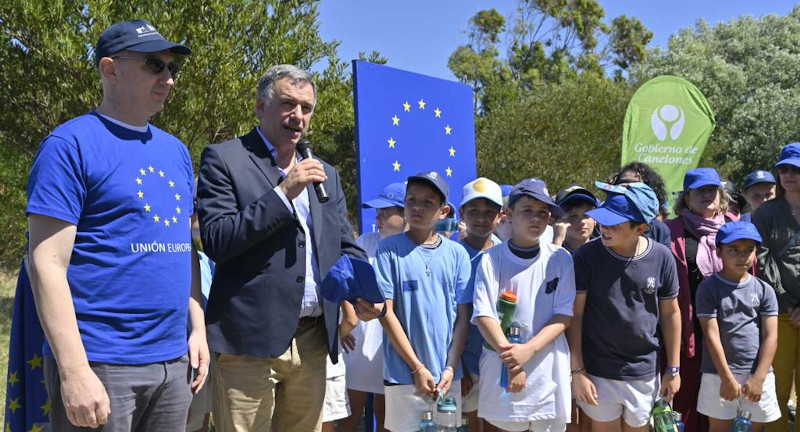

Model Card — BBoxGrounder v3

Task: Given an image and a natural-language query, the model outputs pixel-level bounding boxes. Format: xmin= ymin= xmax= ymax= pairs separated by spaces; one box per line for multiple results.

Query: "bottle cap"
xmin=437 ymin=397 xmax=457 ymax=412
xmin=421 ymin=411 xmax=433 ymax=421
xmin=673 ymin=411 xmax=683 ymax=421
xmin=738 ymin=410 xmax=751 ymax=419
xmin=509 ymin=326 xmax=521 ymax=336
xmin=500 ymin=291 xmax=517 ymax=302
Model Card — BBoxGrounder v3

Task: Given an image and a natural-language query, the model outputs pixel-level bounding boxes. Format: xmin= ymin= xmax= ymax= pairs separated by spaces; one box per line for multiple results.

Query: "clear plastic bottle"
xmin=436 ymin=397 xmax=457 ymax=431
xmin=419 ymin=410 xmax=436 ymax=432
xmin=673 ymin=411 xmax=685 ymax=432
xmin=731 ymin=410 xmax=752 ymax=432
xmin=500 ymin=325 xmax=522 ymax=389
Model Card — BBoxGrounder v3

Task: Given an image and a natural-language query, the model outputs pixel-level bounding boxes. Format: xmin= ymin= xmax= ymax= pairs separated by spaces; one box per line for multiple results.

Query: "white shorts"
xmin=697 ymin=372 xmax=781 ymax=423
xmin=322 ymin=374 xmax=351 ymax=422
xmin=576 ymin=374 xmax=659 ymax=427
xmin=384 ymin=381 xmax=462 ymax=432
xmin=486 ymin=418 xmax=567 ymax=432
xmin=461 ymin=373 xmax=480 ymax=413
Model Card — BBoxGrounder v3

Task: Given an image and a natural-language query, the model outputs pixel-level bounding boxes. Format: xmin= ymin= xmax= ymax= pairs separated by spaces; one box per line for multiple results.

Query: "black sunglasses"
xmin=777 ymin=165 xmax=800 ymax=175
xmin=111 ymin=56 xmax=181 ymax=77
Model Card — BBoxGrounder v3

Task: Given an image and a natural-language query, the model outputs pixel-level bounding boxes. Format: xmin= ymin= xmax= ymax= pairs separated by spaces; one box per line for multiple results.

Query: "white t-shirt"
xmin=472 ymin=242 xmax=575 ymax=423
xmin=343 ymin=232 xmax=385 ymax=393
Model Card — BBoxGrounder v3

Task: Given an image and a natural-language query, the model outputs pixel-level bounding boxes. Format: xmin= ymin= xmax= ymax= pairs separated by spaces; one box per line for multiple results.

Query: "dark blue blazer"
xmin=197 ymin=128 xmax=365 ymax=361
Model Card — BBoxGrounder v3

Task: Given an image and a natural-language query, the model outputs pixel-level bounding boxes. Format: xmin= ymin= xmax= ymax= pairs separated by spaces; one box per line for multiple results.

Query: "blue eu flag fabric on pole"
xmin=353 ymin=61 xmax=477 ymax=233
xmin=4 ymin=260 xmax=49 ymax=432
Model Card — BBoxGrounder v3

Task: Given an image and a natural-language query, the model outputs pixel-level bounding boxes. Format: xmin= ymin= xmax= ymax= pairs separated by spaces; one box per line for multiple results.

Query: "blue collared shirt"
xmin=256 ymin=128 xmax=322 ymax=318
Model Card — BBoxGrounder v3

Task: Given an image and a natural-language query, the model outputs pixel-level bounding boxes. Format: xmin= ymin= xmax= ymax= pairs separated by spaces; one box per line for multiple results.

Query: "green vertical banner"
xmin=622 ymin=75 xmax=715 ymax=202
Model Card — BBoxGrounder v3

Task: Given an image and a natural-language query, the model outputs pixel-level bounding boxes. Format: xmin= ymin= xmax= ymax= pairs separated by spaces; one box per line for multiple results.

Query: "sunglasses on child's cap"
xmin=111 ymin=55 xmax=181 ymax=76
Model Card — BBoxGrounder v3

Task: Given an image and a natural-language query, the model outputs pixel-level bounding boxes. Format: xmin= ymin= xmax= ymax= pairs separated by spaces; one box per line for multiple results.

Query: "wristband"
xmin=411 ymin=364 xmax=426 ymax=375
xmin=666 ymin=365 xmax=680 ymax=377
xmin=570 ymin=367 xmax=584 ymax=376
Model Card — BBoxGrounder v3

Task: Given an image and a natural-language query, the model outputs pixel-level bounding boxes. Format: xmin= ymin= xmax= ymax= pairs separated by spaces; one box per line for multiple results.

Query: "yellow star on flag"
xmin=8 ymin=371 xmax=20 ymax=387
xmin=403 ymin=102 xmax=411 ymax=112
xmin=434 ymin=107 xmax=442 ymax=118
xmin=164 ymin=220 xmax=170 ymax=227
xmin=28 ymin=353 xmax=43 ymax=370
xmin=393 ymin=160 xmax=401 ymax=171
xmin=137 ymin=190 xmax=144 ymax=198
xmin=40 ymin=399 xmax=51 ymax=416
xmin=176 ymin=207 xmax=182 ymax=214
xmin=148 ymin=165 xmax=155 ymax=173
xmin=418 ymin=99 xmax=426 ymax=109
xmin=391 ymin=115 xmax=400 ymax=126
xmin=172 ymin=216 xmax=178 ymax=223
xmin=144 ymin=204 xmax=151 ymax=212
xmin=158 ymin=170 xmax=165 ymax=178
xmin=388 ymin=137 xmax=396 ymax=148
xmin=29 ymin=423 xmax=45 ymax=432
xmin=175 ymin=193 xmax=181 ymax=201
xmin=445 ymin=167 xmax=453 ymax=177
xmin=449 ymin=147 xmax=456 ymax=157
xmin=9 ymin=397 xmax=21 ymax=414
xmin=169 ymin=180 xmax=175 ymax=188
xmin=445 ymin=125 xmax=452 ymax=135
xmin=136 ymin=177 xmax=142 ymax=185
xmin=139 ymin=168 xmax=146 ymax=175
xmin=154 ymin=215 xmax=160 ymax=223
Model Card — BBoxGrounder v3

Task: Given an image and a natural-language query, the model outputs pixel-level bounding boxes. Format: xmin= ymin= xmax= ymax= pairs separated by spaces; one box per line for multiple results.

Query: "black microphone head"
xmin=296 ymin=138 xmax=312 ymax=154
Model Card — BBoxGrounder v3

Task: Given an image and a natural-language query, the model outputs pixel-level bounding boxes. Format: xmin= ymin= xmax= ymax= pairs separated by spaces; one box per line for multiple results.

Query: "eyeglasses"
xmin=777 ymin=165 xmax=800 ymax=175
xmin=111 ymin=56 xmax=181 ymax=77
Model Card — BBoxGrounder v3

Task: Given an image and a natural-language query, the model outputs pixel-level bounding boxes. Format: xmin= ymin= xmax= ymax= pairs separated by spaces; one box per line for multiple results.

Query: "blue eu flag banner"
xmin=4 ymin=261 xmax=49 ymax=432
xmin=353 ymin=61 xmax=477 ymax=233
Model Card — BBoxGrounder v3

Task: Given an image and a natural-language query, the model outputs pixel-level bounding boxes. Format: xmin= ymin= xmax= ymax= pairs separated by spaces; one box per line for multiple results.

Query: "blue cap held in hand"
xmin=320 ymin=255 xmax=385 ymax=305
xmin=715 ymin=221 xmax=763 ymax=246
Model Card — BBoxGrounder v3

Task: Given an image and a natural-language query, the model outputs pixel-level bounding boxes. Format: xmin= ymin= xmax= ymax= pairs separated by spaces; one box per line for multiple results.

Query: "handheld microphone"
xmin=296 ymin=138 xmax=329 ymax=203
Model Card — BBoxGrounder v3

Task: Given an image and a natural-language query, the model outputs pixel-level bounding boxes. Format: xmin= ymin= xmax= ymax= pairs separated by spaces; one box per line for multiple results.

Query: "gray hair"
xmin=255 ymin=64 xmax=317 ymax=108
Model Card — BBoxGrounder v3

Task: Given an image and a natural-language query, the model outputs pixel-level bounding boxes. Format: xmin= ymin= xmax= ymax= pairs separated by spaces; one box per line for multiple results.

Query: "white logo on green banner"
xmin=622 ymin=76 xmax=716 ymax=208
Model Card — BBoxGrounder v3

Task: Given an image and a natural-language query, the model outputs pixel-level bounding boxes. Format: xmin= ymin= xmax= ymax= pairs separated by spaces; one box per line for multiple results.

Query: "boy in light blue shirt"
xmin=375 ymin=171 xmax=472 ymax=432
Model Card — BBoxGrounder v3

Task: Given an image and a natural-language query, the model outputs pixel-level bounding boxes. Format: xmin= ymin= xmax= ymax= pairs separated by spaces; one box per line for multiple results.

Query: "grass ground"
xmin=0 ymin=271 xmax=19 ymax=426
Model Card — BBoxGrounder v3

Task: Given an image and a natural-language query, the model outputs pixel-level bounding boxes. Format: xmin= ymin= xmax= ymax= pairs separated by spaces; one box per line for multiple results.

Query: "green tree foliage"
xmin=448 ymin=1 xmax=650 ymax=193
xmin=0 ymin=0 xmax=356 ymax=270
xmin=634 ymin=7 xmax=800 ymax=185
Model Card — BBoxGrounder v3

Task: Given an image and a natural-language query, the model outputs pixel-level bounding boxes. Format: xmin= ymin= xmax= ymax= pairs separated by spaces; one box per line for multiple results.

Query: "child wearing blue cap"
xmin=695 ymin=221 xmax=780 ymax=430
xmin=569 ymin=182 xmax=682 ymax=432
xmin=340 ymin=182 xmax=408 ymax=432
xmin=375 ymin=172 xmax=471 ymax=432
xmin=741 ymin=170 xmax=776 ymax=223
xmin=472 ymin=178 xmax=575 ymax=431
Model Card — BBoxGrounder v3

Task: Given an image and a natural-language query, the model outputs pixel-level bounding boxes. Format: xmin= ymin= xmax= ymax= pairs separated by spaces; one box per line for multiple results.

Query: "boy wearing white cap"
xmin=459 ymin=178 xmax=504 ymax=432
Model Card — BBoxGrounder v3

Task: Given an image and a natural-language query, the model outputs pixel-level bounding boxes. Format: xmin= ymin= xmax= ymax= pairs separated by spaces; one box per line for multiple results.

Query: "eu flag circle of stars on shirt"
xmin=388 ymin=99 xmax=456 ymax=177
xmin=134 ymin=165 xmax=182 ymax=227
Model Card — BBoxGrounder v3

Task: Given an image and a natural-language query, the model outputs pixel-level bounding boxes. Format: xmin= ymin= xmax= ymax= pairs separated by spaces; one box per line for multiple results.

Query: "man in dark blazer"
xmin=197 ymin=64 xmax=379 ymax=432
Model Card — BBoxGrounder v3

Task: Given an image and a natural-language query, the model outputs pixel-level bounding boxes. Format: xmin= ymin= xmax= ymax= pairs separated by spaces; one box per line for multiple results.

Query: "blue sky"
xmin=318 ymin=0 xmax=798 ymax=80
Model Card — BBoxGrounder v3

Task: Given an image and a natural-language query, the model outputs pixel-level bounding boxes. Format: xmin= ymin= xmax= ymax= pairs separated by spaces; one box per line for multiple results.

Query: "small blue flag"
xmin=353 ymin=61 xmax=477 ymax=233
xmin=4 ymin=260 xmax=49 ymax=432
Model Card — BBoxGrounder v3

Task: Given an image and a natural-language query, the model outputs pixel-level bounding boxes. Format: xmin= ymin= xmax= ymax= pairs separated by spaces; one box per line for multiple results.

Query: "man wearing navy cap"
xmin=26 ymin=20 xmax=206 ymax=430
xmin=741 ymin=170 xmax=776 ymax=222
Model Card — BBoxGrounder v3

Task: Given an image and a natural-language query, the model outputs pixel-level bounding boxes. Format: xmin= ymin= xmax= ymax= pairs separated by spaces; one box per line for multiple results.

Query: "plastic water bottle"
xmin=456 ymin=414 xmax=470 ymax=432
xmin=500 ymin=325 xmax=522 ymax=389
xmin=731 ymin=410 xmax=752 ymax=432
xmin=673 ymin=411 xmax=685 ymax=432
xmin=436 ymin=397 xmax=457 ymax=431
xmin=651 ymin=398 xmax=678 ymax=432
xmin=419 ymin=410 xmax=436 ymax=432
xmin=486 ymin=291 xmax=517 ymax=350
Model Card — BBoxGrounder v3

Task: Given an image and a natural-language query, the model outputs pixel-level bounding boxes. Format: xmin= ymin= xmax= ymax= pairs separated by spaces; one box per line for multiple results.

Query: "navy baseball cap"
xmin=776 ymin=142 xmax=800 ymax=168
xmin=407 ymin=171 xmax=449 ymax=203
xmin=320 ymin=255 xmax=385 ymax=305
xmin=508 ymin=178 xmax=564 ymax=217
xmin=594 ymin=181 xmax=659 ymax=224
xmin=554 ymin=183 xmax=599 ymax=208
xmin=715 ymin=221 xmax=763 ymax=246
xmin=683 ymin=168 xmax=722 ymax=190
xmin=362 ymin=182 xmax=406 ymax=209
xmin=743 ymin=170 xmax=776 ymax=189
xmin=95 ymin=20 xmax=191 ymax=66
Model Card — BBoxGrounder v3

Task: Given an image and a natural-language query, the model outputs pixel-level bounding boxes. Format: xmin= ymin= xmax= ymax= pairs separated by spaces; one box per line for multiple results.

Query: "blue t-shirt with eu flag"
xmin=26 ymin=112 xmax=194 ymax=365
xmin=375 ymin=233 xmax=472 ymax=385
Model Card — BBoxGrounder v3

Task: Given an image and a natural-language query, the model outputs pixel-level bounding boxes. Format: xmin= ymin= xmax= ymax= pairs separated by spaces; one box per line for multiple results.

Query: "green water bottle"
xmin=651 ymin=398 xmax=678 ymax=432
xmin=485 ymin=290 xmax=517 ymax=351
